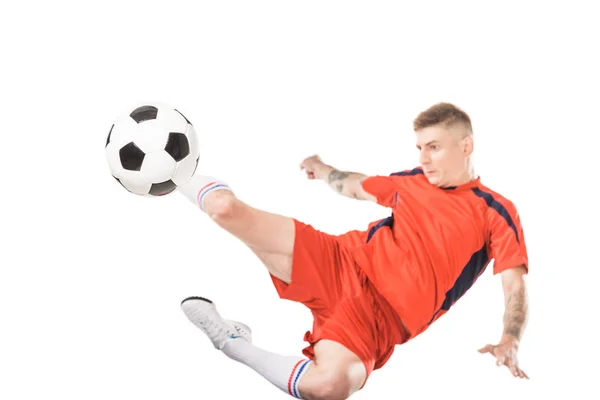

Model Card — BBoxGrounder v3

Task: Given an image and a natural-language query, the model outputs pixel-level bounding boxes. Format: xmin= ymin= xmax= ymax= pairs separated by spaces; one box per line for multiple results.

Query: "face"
xmin=415 ymin=123 xmax=473 ymax=187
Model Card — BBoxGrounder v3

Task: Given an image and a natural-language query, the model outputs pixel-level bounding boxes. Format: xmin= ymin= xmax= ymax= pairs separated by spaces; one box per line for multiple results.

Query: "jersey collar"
xmin=439 ymin=176 xmax=481 ymax=191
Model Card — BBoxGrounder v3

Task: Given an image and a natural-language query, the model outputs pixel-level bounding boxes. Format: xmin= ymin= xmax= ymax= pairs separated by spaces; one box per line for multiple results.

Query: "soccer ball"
xmin=105 ymin=102 xmax=200 ymax=196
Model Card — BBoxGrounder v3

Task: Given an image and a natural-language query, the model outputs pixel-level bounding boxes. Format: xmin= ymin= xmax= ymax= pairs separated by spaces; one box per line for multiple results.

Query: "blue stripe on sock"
xmin=199 ymin=183 xmax=230 ymax=208
xmin=292 ymin=360 xmax=311 ymax=398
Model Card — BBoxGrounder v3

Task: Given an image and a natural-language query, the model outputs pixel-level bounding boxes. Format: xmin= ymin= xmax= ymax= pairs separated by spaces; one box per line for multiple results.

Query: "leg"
xmin=250 ymin=248 xmax=293 ymax=283
xmin=179 ymin=175 xmax=296 ymax=280
xmin=179 ymin=174 xmax=369 ymax=285
xmin=179 ymin=177 xmax=399 ymax=397
xmin=296 ymin=267 xmax=409 ymax=398
xmin=179 ymin=279 xmax=400 ymax=399
xmin=180 ymin=174 xmax=295 ymax=255
xmin=181 ymin=298 xmax=366 ymax=400
xmin=297 ymin=339 xmax=367 ymax=400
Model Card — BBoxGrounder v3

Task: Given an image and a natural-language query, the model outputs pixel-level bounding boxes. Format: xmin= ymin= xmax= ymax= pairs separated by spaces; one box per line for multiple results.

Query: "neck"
xmin=453 ymin=163 xmax=477 ymax=186
xmin=466 ymin=162 xmax=476 ymax=181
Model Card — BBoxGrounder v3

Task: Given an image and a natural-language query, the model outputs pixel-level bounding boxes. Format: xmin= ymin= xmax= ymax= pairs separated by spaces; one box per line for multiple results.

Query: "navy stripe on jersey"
xmin=428 ymin=245 xmax=490 ymax=324
xmin=366 ymin=215 xmax=394 ymax=243
xmin=389 ymin=167 xmax=453 ymax=190
xmin=390 ymin=168 xmax=423 ymax=176
xmin=471 ymin=187 xmax=520 ymax=243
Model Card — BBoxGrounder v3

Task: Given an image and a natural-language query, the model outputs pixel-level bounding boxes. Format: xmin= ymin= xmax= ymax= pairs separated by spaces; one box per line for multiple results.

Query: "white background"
xmin=1 ymin=1 xmax=598 ymax=399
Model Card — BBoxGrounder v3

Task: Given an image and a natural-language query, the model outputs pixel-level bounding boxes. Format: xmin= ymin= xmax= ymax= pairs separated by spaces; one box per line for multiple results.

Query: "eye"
xmin=430 ymin=145 xmax=439 ymax=150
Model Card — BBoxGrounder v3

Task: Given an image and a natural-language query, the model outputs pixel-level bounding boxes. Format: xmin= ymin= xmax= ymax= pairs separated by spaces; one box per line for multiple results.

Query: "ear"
xmin=463 ymin=135 xmax=474 ymax=157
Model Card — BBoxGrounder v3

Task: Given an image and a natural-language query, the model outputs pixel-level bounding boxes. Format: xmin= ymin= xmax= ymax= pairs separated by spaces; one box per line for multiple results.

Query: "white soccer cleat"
xmin=180 ymin=296 xmax=252 ymax=350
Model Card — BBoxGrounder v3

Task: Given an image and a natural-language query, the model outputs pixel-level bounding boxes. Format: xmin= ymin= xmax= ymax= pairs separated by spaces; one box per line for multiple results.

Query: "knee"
xmin=204 ymin=191 xmax=238 ymax=222
xmin=300 ymin=365 xmax=355 ymax=400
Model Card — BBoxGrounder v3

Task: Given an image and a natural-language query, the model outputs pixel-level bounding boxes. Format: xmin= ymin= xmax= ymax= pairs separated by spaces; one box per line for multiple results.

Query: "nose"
xmin=419 ymin=150 xmax=430 ymax=165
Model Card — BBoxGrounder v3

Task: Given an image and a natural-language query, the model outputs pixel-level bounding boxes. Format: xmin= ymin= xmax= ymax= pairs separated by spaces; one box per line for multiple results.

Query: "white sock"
xmin=222 ymin=338 xmax=312 ymax=399
xmin=179 ymin=174 xmax=232 ymax=212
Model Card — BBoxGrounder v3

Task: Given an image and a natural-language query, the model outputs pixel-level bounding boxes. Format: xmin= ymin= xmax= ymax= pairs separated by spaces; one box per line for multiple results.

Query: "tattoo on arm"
xmin=328 ymin=169 xmax=350 ymax=183
xmin=328 ymin=169 xmax=350 ymax=193
xmin=326 ymin=168 xmax=367 ymax=198
xmin=503 ymin=288 xmax=528 ymax=340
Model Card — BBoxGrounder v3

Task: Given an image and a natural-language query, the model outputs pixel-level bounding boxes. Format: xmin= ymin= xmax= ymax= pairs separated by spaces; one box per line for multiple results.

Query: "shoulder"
xmin=387 ymin=166 xmax=429 ymax=187
xmin=389 ymin=166 xmax=424 ymax=177
xmin=471 ymin=184 xmax=518 ymax=212
xmin=472 ymin=184 xmax=522 ymax=231
xmin=362 ymin=166 xmax=424 ymax=188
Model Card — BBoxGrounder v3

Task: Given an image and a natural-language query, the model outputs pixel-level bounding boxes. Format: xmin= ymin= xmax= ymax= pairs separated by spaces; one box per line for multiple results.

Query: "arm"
xmin=321 ymin=165 xmax=376 ymax=201
xmin=478 ymin=196 xmax=530 ymax=378
xmin=500 ymin=265 xmax=529 ymax=344
xmin=479 ymin=265 xmax=530 ymax=379
xmin=299 ymin=155 xmax=377 ymax=201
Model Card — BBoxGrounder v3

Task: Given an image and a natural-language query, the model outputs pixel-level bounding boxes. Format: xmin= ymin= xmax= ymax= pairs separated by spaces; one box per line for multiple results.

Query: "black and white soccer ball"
xmin=105 ymin=103 xmax=199 ymax=196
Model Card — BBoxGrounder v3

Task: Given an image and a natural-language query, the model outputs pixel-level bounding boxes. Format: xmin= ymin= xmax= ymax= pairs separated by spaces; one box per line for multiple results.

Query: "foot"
xmin=180 ymin=296 xmax=252 ymax=349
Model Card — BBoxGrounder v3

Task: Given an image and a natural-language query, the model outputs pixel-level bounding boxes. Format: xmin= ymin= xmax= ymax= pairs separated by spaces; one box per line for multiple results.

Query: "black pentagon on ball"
xmin=149 ymin=180 xmax=177 ymax=196
xmin=119 ymin=142 xmax=146 ymax=171
xmin=165 ymin=132 xmax=190 ymax=162
xmin=130 ymin=105 xmax=158 ymax=123
xmin=175 ymin=109 xmax=193 ymax=126
xmin=106 ymin=124 xmax=114 ymax=147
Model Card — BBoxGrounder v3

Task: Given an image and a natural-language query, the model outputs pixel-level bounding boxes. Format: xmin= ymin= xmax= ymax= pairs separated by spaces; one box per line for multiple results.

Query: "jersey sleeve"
xmin=361 ymin=175 xmax=397 ymax=208
xmin=488 ymin=198 xmax=529 ymax=275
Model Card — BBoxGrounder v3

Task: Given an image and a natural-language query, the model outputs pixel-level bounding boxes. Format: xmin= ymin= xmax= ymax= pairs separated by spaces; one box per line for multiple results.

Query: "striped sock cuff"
xmin=196 ymin=181 xmax=232 ymax=211
xmin=287 ymin=359 xmax=312 ymax=399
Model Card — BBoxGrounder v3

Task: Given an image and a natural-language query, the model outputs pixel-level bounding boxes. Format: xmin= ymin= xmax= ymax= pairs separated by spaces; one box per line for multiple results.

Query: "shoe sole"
xmin=181 ymin=296 xmax=213 ymax=306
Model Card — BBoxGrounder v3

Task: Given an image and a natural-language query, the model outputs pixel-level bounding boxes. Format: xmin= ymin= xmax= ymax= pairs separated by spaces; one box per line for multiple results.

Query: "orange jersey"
xmin=353 ymin=166 xmax=529 ymax=339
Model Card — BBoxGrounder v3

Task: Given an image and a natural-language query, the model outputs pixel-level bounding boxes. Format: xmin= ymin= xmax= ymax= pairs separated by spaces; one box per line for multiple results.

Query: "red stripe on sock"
xmin=199 ymin=181 xmax=218 ymax=194
xmin=196 ymin=181 xmax=218 ymax=209
xmin=287 ymin=360 xmax=304 ymax=396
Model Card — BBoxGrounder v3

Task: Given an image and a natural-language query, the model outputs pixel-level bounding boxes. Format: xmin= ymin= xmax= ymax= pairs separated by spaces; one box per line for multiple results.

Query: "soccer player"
xmin=178 ymin=102 xmax=530 ymax=399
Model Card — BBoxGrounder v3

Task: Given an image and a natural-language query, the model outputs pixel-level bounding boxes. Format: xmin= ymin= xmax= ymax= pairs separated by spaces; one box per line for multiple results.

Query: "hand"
xmin=478 ymin=339 xmax=529 ymax=379
xmin=300 ymin=155 xmax=329 ymax=180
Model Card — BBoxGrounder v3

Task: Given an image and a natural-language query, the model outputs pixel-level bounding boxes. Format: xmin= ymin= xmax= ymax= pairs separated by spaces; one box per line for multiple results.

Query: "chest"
xmin=395 ymin=188 xmax=490 ymax=243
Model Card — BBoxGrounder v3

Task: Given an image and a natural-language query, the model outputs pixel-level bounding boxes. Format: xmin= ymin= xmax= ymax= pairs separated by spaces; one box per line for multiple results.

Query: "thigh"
xmin=250 ymin=249 xmax=293 ymax=283
xmin=207 ymin=192 xmax=296 ymax=256
xmin=308 ymin=289 xmax=380 ymax=381
xmin=304 ymin=274 xmax=408 ymax=384
xmin=270 ymin=219 xmax=349 ymax=310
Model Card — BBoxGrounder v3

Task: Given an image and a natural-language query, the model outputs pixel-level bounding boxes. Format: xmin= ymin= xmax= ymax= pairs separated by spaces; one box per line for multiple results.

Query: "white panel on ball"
xmin=186 ymin=124 xmax=200 ymax=160
xmin=142 ymin=151 xmax=177 ymax=183
xmin=156 ymin=107 xmax=189 ymax=134
xmin=172 ymin=153 xmax=199 ymax=186
xmin=118 ymin=170 xmax=152 ymax=195
xmin=105 ymin=142 xmax=125 ymax=179
xmin=133 ymin=122 xmax=170 ymax=155
xmin=108 ymin=114 xmax=139 ymax=150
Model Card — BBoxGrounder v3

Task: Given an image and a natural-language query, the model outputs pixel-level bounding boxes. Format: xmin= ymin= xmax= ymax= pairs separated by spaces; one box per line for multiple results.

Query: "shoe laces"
xmin=198 ymin=313 xmax=234 ymax=339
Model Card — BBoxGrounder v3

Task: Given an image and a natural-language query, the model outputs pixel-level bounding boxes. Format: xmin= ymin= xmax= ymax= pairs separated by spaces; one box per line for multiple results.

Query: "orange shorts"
xmin=270 ymin=219 xmax=409 ymax=382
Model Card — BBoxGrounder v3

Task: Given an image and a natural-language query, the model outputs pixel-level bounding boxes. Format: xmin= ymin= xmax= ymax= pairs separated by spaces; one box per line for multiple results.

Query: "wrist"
xmin=500 ymin=334 xmax=520 ymax=347
xmin=318 ymin=164 xmax=334 ymax=180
